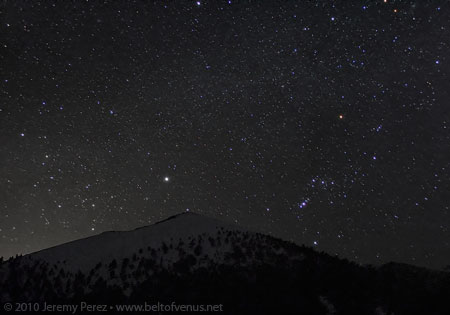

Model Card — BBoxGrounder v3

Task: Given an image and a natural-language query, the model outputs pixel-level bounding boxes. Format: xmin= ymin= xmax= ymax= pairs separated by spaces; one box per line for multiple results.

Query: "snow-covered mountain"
xmin=21 ymin=212 xmax=249 ymax=272
xmin=1 ymin=212 xmax=449 ymax=315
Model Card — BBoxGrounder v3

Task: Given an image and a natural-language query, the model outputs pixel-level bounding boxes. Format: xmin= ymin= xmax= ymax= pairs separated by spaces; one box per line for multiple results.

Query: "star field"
xmin=1 ymin=0 xmax=449 ymax=269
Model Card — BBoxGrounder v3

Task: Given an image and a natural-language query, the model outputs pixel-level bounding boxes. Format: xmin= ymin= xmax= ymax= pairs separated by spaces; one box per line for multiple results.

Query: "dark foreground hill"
xmin=1 ymin=212 xmax=449 ymax=314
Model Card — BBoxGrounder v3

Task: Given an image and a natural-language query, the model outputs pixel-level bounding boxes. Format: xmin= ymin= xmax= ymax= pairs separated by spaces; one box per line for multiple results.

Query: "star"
xmin=1 ymin=0 xmax=447 ymax=271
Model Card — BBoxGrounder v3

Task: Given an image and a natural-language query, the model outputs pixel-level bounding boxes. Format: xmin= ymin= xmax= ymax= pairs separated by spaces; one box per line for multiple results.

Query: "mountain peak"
xmin=23 ymin=211 xmax=242 ymax=272
xmin=154 ymin=211 xmax=202 ymax=224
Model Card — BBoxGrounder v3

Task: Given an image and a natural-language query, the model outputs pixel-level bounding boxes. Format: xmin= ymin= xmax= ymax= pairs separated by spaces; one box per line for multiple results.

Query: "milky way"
xmin=1 ymin=0 xmax=449 ymax=269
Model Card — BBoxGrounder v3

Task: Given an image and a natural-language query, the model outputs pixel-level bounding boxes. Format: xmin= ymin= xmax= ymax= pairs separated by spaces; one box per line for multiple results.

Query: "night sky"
xmin=1 ymin=0 xmax=449 ymax=269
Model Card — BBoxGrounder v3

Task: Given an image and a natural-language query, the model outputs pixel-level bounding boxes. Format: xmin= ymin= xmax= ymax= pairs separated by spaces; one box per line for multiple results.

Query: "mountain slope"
xmin=23 ymin=212 xmax=245 ymax=272
xmin=1 ymin=212 xmax=449 ymax=315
